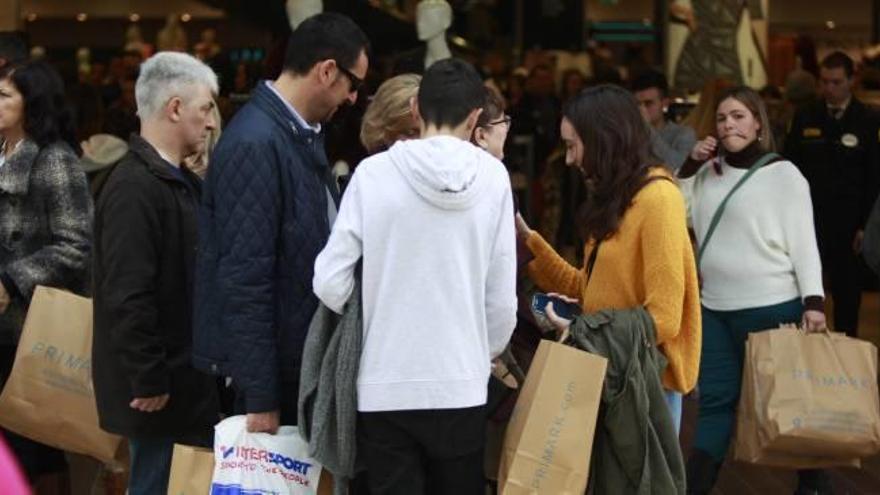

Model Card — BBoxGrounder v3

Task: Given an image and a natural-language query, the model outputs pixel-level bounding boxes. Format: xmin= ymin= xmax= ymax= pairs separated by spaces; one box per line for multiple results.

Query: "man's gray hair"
xmin=135 ymin=51 xmax=218 ymax=119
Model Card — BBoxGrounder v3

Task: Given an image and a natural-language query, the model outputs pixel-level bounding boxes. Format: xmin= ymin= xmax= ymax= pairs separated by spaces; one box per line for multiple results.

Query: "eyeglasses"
xmin=336 ymin=63 xmax=364 ymax=94
xmin=485 ymin=115 xmax=512 ymax=128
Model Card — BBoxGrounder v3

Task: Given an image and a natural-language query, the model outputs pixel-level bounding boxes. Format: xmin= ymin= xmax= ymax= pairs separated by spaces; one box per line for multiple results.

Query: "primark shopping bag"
xmin=498 ymin=337 xmax=607 ymax=494
xmin=168 ymin=444 xmax=214 ymax=495
xmin=735 ymin=326 xmax=880 ymax=466
xmin=735 ymin=332 xmax=860 ymax=468
xmin=0 ymin=286 xmax=123 ymax=463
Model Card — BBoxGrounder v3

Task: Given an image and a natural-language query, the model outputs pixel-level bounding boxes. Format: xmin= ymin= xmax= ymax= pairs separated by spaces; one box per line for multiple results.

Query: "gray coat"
xmin=298 ymin=274 xmax=362 ymax=495
xmin=0 ymin=139 xmax=92 ymax=345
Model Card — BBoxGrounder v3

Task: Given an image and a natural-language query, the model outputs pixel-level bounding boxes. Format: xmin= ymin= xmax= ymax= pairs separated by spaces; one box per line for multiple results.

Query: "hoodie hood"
xmin=388 ymin=135 xmax=495 ymax=210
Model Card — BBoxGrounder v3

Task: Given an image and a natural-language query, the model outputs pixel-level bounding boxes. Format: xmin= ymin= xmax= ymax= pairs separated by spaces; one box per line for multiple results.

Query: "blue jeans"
xmin=128 ymin=437 xmax=175 ymax=495
xmin=664 ymin=390 xmax=682 ymax=435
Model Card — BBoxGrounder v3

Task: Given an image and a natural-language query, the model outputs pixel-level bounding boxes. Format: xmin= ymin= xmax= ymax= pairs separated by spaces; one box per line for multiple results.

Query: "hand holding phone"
xmin=532 ymin=293 xmax=581 ymax=320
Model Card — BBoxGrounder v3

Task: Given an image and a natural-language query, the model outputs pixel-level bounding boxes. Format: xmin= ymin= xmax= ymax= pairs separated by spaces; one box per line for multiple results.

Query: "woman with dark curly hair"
xmin=0 ymin=60 xmax=92 ymax=486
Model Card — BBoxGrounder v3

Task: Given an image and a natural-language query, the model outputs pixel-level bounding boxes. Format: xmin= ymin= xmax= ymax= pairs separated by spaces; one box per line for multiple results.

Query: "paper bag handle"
xmin=784 ymin=323 xmax=832 ymax=336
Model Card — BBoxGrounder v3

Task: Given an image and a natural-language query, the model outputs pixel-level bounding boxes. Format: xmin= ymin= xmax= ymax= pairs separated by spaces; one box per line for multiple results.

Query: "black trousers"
xmin=818 ymin=215 xmax=863 ymax=336
xmin=826 ymin=248 xmax=863 ymax=336
xmin=358 ymin=405 xmax=486 ymax=495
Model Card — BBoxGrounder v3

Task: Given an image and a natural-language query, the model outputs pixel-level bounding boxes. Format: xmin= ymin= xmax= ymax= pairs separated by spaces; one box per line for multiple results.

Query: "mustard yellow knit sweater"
xmin=526 ymin=172 xmax=701 ymax=393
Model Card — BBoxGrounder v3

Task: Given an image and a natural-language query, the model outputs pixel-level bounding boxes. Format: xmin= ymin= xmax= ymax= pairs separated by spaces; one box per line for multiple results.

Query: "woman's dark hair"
xmin=564 ymin=84 xmax=656 ymax=241
xmin=0 ymin=61 xmax=79 ymax=153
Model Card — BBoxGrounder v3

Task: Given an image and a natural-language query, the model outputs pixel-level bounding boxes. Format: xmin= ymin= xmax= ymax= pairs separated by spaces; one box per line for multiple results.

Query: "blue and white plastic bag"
xmin=211 ymin=415 xmax=324 ymax=495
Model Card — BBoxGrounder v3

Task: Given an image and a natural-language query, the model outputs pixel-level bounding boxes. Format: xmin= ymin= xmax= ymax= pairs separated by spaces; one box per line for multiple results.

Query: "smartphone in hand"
xmin=531 ymin=293 xmax=581 ymax=321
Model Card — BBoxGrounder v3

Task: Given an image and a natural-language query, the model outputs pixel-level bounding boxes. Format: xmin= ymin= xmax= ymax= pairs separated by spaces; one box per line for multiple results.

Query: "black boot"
xmin=686 ymin=449 xmax=722 ymax=495
xmin=794 ymin=469 xmax=833 ymax=495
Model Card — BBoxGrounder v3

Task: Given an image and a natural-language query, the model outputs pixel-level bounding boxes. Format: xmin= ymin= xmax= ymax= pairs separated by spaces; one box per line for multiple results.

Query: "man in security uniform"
xmin=785 ymin=51 xmax=880 ymax=336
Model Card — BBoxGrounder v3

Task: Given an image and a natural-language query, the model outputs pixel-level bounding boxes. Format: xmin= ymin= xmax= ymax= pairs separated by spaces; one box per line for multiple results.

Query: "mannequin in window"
xmin=286 ymin=0 xmax=323 ymax=30
xmin=124 ymin=24 xmax=152 ymax=59
xmin=417 ymin=0 xmax=452 ymax=69
xmin=156 ymin=14 xmax=188 ymax=52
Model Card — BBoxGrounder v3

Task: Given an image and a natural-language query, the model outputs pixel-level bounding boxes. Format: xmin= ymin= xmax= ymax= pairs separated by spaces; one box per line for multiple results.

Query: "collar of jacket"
xmin=0 ymin=138 xmax=41 ymax=195
xmin=252 ymin=79 xmax=322 ymax=143
xmin=821 ymin=96 xmax=864 ymax=121
xmin=251 ymin=80 xmax=338 ymax=203
xmin=127 ymin=133 xmax=200 ymax=185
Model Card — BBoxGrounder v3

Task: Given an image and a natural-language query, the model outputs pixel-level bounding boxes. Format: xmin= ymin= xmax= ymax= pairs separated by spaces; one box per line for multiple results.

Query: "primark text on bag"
xmin=735 ymin=326 xmax=880 ymax=467
xmin=0 ymin=286 xmax=123 ymax=464
xmin=498 ymin=338 xmax=607 ymax=494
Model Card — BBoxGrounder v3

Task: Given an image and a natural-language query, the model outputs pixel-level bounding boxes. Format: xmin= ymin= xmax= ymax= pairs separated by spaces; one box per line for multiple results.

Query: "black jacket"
xmin=92 ymin=134 xmax=218 ymax=441
xmin=193 ymin=81 xmax=339 ymax=413
xmin=784 ymin=98 xmax=880 ymax=232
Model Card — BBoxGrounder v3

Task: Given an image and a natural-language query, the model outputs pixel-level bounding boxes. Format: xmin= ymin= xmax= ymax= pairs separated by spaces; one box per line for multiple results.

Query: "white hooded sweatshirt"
xmin=313 ymin=135 xmax=518 ymax=412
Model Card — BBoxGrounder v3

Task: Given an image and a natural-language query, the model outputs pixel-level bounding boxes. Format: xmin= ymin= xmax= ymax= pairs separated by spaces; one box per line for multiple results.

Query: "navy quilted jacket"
xmin=193 ymin=81 xmax=340 ymax=413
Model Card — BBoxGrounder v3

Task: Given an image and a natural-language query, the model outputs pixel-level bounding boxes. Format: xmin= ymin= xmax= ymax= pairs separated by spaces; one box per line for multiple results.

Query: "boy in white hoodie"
xmin=313 ymin=59 xmax=517 ymax=494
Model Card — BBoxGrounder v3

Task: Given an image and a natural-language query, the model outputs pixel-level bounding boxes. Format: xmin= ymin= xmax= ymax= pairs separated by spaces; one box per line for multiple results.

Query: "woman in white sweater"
xmin=678 ymin=86 xmax=829 ymax=495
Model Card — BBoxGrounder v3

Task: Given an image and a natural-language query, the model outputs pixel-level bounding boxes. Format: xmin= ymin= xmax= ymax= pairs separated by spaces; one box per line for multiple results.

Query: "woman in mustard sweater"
xmin=516 ymin=85 xmax=701 ymax=430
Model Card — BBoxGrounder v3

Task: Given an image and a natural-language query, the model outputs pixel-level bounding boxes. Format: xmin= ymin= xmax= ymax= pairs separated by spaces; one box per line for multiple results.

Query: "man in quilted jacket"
xmin=193 ymin=13 xmax=369 ymax=435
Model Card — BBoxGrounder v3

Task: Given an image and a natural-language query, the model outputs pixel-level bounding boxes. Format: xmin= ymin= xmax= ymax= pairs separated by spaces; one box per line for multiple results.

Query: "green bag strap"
xmin=697 ymin=152 xmax=780 ymax=267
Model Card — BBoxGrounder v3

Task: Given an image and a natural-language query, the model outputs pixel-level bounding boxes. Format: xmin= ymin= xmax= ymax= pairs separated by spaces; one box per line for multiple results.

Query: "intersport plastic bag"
xmin=211 ymin=415 xmax=326 ymax=495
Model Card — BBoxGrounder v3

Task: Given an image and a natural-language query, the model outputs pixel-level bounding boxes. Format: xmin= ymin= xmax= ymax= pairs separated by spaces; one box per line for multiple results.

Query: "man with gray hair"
xmin=92 ymin=51 xmax=220 ymax=495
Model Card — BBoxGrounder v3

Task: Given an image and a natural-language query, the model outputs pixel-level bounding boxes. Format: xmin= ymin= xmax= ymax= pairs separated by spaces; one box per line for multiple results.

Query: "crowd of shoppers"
xmin=0 ymin=11 xmax=877 ymax=495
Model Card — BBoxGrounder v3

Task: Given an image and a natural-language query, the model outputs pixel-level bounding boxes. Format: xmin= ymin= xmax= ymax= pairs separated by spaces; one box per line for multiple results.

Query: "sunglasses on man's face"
xmin=336 ymin=63 xmax=364 ymax=95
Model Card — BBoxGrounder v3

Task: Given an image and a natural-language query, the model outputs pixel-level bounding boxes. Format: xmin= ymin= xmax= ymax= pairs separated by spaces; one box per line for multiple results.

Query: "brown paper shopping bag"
xmin=735 ymin=333 xmax=861 ymax=468
xmin=0 ymin=286 xmax=122 ymax=463
xmin=167 ymin=444 xmax=214 ymax=495
xmin=735 ymin=326 xmax=880 ymax=466
xmin=498 ymin=338 xmax=607 ymax=494
xmin=317 ymin=470 xmax=335 ymax=495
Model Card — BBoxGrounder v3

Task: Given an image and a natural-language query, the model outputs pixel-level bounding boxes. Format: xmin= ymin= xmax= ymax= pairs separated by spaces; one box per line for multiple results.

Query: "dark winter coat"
xmin=193 ymin=81 xmax=340 ymax=414
xmin=92 ymin=134 xmax=217 ymax=441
